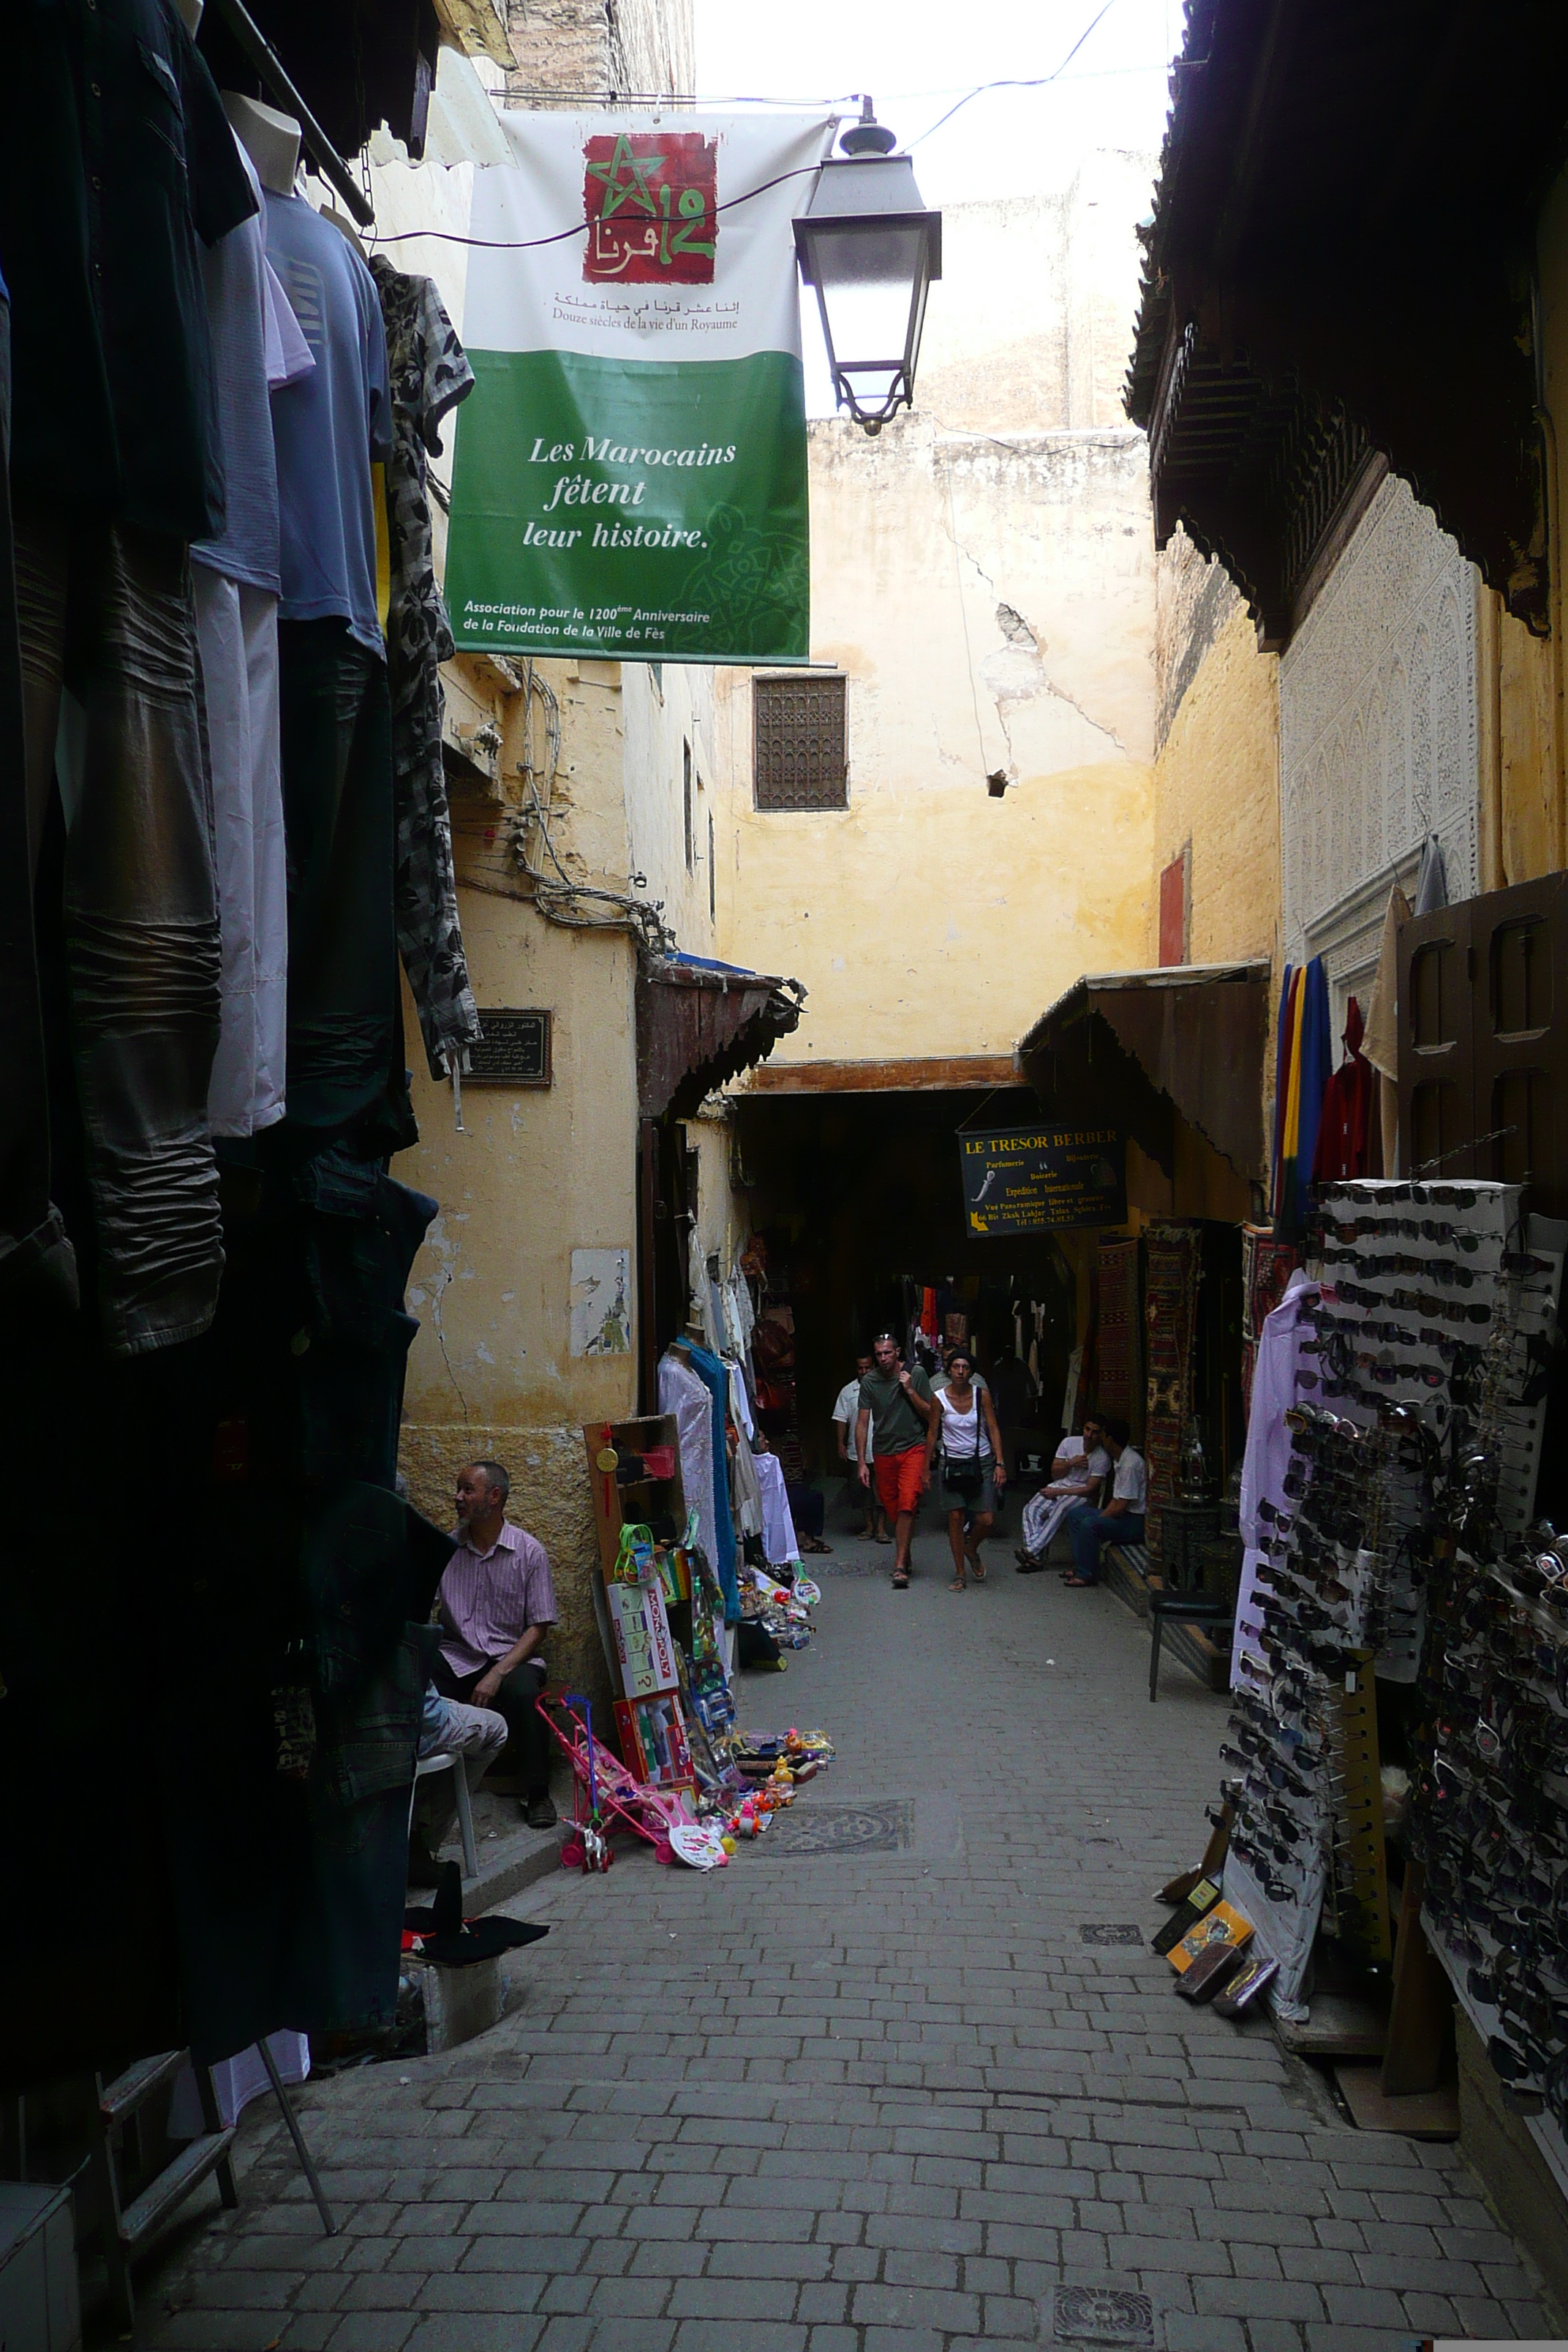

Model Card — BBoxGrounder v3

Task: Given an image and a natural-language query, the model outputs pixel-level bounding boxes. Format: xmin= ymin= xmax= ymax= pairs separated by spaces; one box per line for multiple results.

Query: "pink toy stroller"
xmin=540 ymin=1689 xmax=697 ymax=1866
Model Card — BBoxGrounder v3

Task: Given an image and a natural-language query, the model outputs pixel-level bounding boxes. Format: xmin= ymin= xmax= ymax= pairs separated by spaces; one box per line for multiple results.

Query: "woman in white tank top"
xmin=925 ymin=1347 xmax=1007 ymax=1588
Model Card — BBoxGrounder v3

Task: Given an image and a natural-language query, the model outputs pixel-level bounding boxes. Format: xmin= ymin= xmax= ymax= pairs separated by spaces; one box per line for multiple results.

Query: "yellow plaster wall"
xmin=711 ymin=418 xmax=1157 ymax=1059
xmin=1148 ymin=603 xmax=1281 ymax=970
xmin=1488 ymin=154 xmax=1568 ymax=884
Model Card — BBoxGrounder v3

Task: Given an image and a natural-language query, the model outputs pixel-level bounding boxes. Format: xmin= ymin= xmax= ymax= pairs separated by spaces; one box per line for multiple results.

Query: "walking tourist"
xmin=1015 ymin=1413 xmax=1111 ymax=1572
xmin=433 ymin=1458 xmax=559 ymax=1827
xmin=855 ymin=1331 xmax=936 ymax=1588
xmin=928 ymin=1346 xmax=1006 ymax=1589
xmin=832 ymin=1349 xmax=887 ymax=1540
xmin=1062 ymin=1417 xmax=1147 ymax=1587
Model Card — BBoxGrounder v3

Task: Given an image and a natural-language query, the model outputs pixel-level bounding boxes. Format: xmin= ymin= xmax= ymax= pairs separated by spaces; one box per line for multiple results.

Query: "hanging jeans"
xmin=15 ymin=509 xmax=222 ymax=1356
xmin=278 ymin=619 xmax=396 ymax=1135
xmin=0 ymin=296 xmax=77 ymax=1313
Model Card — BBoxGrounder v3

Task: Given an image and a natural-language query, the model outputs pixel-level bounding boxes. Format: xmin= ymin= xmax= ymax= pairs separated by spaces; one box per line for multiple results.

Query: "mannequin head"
xmin=223 ymin=92 xmax=302 ymax=195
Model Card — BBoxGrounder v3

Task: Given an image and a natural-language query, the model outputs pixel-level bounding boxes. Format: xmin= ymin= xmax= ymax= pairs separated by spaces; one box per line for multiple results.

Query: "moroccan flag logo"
xmin=582 ymin=130 xmax=717 ymax=284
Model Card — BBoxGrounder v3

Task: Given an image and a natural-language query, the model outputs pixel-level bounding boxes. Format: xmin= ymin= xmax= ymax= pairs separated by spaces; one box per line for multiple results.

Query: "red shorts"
xmin=874 ymin=1446 xmax=927 ymax=1518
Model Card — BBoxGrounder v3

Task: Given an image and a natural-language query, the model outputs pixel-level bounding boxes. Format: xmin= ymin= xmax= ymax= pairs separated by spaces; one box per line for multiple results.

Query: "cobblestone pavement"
xmin=143 ymin=1516 xmax=1558 ymax=2351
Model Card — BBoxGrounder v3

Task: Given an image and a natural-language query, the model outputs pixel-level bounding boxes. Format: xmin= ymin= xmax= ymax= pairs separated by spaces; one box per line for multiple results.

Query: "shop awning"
xmin=1125 ymin=0 xmax=1568 ymax=643
xmin=1018 ymin=961 xmax=1270 ymax=1182
xmin=636 ymin=957 xmax=806 ymax=1123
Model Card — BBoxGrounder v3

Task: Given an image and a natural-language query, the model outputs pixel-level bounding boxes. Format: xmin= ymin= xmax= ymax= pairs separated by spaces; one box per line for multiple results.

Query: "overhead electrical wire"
xmin=372 ymin=0 xmax=1146 ymax=252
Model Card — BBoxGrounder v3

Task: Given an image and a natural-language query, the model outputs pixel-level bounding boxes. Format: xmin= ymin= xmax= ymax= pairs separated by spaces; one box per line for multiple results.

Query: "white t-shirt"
xmin=832 ymin=1378 xmax=873 ymax=1462
xmin=1112 ymin=1447 xmax=1148 ymax=1512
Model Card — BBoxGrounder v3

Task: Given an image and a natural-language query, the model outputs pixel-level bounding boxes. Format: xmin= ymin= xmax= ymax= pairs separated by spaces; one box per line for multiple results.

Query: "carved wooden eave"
xmin=1125 ymin=0 xmax=1568 ymax=649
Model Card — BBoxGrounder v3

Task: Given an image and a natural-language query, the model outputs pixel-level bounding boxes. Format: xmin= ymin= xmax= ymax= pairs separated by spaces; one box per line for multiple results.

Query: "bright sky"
xmin=694 ymin=0 xmax=1178 ymax=410
xmin=693 ymin=0 xmax=1178 ymax=207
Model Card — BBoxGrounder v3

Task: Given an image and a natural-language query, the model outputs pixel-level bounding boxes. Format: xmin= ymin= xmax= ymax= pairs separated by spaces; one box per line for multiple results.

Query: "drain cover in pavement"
xmin=760 ymin=1801 xmax=913 ymax=1856
xmin=1079 ymin=1924 xmax=1145 ymax=1946
xmin=1048 ymin=2285 xmax=1157 ymax=2345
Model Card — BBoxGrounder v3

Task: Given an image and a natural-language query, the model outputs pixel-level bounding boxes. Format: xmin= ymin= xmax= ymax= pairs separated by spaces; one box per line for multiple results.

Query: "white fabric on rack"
xmin=730 ymin=1425 xmax=764 ymax=1537
xmin=660 ymin=1351 xmax=718 ymax=1573
xmin=753 ymin=1450 xmax=800 ymax=1566
xmin=167 ymin=2032 xmax=309 ymax=2136
xmin=1234 ymin=1270 xmax=1320 ymax=1695
xmin=725 ymin=1359 xmax=755 ymax=1439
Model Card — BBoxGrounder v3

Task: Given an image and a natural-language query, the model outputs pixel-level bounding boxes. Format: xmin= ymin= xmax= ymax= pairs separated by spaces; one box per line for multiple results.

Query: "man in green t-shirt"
xmin=855 ymin=1332 xmax=936 ymax=1586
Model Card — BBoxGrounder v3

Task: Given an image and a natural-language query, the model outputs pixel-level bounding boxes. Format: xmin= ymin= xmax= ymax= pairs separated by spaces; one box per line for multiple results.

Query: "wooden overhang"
xmin=745 ymin=1055 xmax=1021 ymax=1096
xmin=1018 ymin=961 xmax=1270 ymax=1183
xmin=1126 ymin=0 xmax=1568 ymax=649
xmin=636 ymin=958 xmax=805 ymax=1124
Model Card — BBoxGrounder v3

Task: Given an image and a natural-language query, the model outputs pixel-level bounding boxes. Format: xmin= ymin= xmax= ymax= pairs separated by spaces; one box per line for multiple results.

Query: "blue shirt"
xmin=264 ymin=192 xmax=391 ymax=655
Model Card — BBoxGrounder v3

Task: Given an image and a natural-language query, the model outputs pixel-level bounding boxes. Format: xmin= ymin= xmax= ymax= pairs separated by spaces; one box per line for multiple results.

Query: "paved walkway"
xmin=143 ymin=1518 xmax=1557 ymax=2351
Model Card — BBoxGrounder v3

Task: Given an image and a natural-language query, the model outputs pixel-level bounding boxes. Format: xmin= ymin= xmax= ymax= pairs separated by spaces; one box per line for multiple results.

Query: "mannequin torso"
xmin=224 ymin=93 xmax=302 ymax=195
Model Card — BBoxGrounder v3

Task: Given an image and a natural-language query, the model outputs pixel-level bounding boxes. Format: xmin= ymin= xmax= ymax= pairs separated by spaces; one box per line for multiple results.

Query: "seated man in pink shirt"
xmin=431 ymin=1459 xmax=558 ymax=1829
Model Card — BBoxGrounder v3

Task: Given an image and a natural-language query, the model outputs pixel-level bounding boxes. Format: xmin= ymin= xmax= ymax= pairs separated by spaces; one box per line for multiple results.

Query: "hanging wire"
xmin=374 ymin=5 xmax=1150 ymax=253
xmin=371 ymin=158 xmax=829 ymax=249
xmin=908 ymin=0 xmax=1123 ymax=146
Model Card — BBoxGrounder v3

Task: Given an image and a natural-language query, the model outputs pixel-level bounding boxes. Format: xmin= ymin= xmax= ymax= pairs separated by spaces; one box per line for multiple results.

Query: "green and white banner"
xmin=445 ymin=112 xmax=834 ymax=665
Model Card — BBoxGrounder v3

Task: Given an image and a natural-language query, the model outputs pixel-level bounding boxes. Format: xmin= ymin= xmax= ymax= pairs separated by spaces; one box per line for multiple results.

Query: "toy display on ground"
xmin=575 ymin=1403 xmax=835 ymax=1874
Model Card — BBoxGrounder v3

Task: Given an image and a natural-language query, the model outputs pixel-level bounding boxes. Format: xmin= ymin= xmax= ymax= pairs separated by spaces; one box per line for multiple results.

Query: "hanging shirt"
xmin=1 ymin=0 xmax=257 ymax=537
xmin=1312 ymin=996 xmax=1376 ymax=1183
xmin=365 ymin=257 xmax=479 ymax=1074
xmin=265 ymin=192 xmax=391 ymax=656
xmin=192 ymin=141 xmax=314 ymax=592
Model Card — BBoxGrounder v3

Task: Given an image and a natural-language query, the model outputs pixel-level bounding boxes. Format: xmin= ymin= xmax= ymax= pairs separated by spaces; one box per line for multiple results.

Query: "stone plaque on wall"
xmin=467 ymin=1009 xmax=551 ymax=1087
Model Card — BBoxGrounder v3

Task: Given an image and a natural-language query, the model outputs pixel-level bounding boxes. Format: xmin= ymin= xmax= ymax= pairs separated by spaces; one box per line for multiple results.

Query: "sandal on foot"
xmin=1062 ymin=1573 xmax=1097 ymax=1587
xmin=967 ymin=1554 xmax=987 ymax=1581
xmin=949 ymin=1575 xmax=967 ymax=1591
xmin=892 ymin=1571 xmax=911 ymax=1588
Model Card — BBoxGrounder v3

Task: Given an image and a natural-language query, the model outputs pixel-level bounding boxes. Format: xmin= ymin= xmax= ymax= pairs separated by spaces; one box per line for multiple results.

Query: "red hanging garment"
xmin=1312 ymin=998 xmax=1374 ymax=1182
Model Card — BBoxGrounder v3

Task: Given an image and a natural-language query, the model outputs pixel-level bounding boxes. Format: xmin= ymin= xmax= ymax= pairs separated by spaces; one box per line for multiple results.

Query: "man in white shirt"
xmin=1063 ymin=1416 xmax=1147 ymax=1587
xmin=1015 ymin=1414 xmax=1110 ymax=1572
xmin=832 ymin=1351 xmax=887 ymax=1541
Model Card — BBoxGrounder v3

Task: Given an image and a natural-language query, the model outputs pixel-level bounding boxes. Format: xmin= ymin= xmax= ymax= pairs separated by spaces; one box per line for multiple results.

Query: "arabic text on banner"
xmin=445 ymin=114 xmax=834 ymax=666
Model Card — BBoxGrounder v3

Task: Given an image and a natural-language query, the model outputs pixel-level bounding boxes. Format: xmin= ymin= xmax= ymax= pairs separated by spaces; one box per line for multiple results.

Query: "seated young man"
xmin=1014 ymin=1413 xmax=1110 ymax=1572
xmin=1062 ymin=1417 xmax=1147 ymax=1587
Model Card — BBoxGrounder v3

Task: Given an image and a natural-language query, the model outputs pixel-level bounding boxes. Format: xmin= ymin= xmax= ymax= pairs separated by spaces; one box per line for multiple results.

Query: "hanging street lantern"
xmin=794 ymin=97 xmax=943 ymax=436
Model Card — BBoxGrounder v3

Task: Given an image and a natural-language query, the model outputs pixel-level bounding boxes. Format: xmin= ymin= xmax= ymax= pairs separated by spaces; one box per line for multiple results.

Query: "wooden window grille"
xmin=753 ymin=674 xmax=848 ymax=810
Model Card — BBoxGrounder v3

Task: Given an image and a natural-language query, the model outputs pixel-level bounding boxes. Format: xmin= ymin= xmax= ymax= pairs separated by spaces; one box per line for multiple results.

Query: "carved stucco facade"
xmin=1281 ymin=475 xmax=1480 ymax=1022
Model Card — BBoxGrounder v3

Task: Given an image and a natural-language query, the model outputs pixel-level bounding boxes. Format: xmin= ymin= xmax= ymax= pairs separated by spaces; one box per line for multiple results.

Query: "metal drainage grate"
xmin=758 ymin=1801 xmax=913 ymax=1858
xmin=1079 ymin=1924 xmax=1145 ymax=1947
xmin=1047 ymin=2283 xmax=1157 ymax=2346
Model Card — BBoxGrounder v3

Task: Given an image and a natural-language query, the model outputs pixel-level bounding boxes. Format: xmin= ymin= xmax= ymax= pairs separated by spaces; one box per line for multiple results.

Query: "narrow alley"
xmin=144 ymin=1546 xmax=1554 ymax=2352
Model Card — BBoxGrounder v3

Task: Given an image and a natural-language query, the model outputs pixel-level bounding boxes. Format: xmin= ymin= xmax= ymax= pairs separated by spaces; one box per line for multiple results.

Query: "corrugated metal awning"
xmin=1019 ymin=961 xmax=1270 ymax=1181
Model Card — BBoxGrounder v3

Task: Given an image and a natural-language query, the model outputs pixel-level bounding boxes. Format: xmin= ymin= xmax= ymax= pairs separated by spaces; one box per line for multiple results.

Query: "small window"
xmin=753 ymin=673 xmax=847 ymax=810
xmin=682 ymin=739 xmax=693 ymax=872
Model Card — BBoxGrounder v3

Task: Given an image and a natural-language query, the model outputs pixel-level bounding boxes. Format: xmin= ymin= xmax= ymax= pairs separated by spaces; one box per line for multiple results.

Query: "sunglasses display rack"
xmin=1218 ymin=1178 xmax=1554 ymax=2022
xmin=1397 ymin=1210 xmax=1568 ymax=2170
